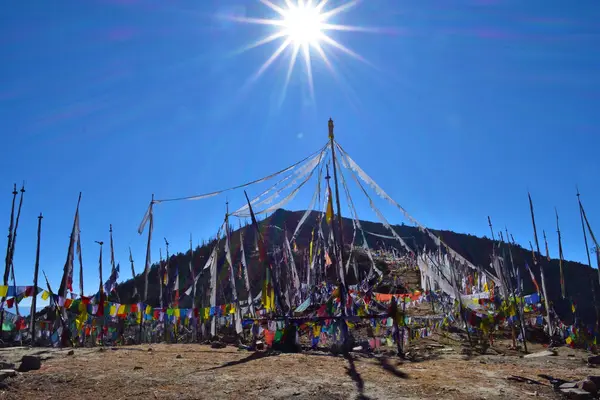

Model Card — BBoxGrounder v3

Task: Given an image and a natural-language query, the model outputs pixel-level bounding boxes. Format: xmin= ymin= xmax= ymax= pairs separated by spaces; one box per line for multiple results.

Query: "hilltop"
xmin=116 ymin=208 xmax=599 ymax=325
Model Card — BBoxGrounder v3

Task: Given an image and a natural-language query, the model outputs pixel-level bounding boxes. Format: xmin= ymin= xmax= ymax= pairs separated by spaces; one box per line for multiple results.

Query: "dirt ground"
xmin=0 ymin=339 xmax=596 ymax=400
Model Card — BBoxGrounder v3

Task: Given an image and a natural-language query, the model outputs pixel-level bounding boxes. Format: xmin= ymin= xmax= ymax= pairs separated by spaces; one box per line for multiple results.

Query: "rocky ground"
xmin=0 ymin=338 xmax=598 ymax=400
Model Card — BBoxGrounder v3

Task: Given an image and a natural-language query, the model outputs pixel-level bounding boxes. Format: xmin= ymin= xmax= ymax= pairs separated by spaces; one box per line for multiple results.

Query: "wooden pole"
xmin=109 ymin=224 xmax=120 ymax=303
xmin=489 ymin=217 xmax=515 ymax=348
xmin=528 ymin=193 xmax=553 ymax=337
xmin=8 ymin=185 xmax=25 ymax=321
xmin=577 ymin=189 xmax=600 ymax=336
xmin=326 ymin=121 xmax=351 ymax=351
xmin=95 ymin=241 xmax=104 ymax=345
xmin=139 ymin=194 xmax=154 ymax=344
xmin=164 ymin=238 xmax=170 ymax=343
xmin=1 ymin=185 xmax=18 ymax=332
xmin=505 ymin=229 xmax=529 ymax=353
xmin=555 ymin=209 xmax=566 ymax=299
xmin=30 ymin=213 xmax=43 ymax=344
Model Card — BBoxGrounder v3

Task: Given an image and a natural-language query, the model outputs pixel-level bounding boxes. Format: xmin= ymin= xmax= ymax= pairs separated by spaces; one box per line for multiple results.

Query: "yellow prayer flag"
xmin=0 ymin=286 xmax=7 ymax=297
xmin=325 ymin=187 xmax=334 ymax=225
xmin=566 ymin=336 xmax=573 ymax=345
xmin=146 ymin=305 xmax=152 ymax=315
xmin=174 ymin=308 xmax=180 ymax=318
xmin=203 ymin=308 xmax=209 ymax=320
xmin=41 ymin=290 xmax=50 ymax=300
xmin=75 ymin=310 xmax=87 ymax=332
xmin=110 ymin=305 xmax=116 ymax=315
xmin=229 ymin=306 xmax=235 ymax=315
xmin=117 ymin=304 xmax=125 ymax=315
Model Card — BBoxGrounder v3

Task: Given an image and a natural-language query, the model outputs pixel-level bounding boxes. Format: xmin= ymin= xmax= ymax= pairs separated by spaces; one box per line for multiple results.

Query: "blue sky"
xmin=1 ymin=0 xmax=599 ymax=307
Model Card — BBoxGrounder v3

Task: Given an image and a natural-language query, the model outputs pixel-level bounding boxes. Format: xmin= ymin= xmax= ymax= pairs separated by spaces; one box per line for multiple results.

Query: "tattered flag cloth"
xmin=525 ymin=262 xmax=540 ymax=295
xmin=104 ymin=263 xmax=120 ymax=293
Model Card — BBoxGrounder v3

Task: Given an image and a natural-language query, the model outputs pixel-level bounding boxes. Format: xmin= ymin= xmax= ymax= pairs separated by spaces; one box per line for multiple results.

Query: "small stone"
xmin=588 ymin=355 xmax=600 ymax=365
xmin=577 ymin=379 xmax=597 ymax=395
xmin=560 ymin=382 xmax=578 ymax=390
xmin=0 ymin=382 xmax=8 ymax=390
xmin=98 ymin=348 xmax=105 ymax=353
xmin=0 ymin=363 xmax=15 ymax=370
xmin=176 ymin=354 xmax=182 ymax=359
xmin=524 ymin=350 xmax=556 ymax=358
xmin=18 ymin=356 xmax=41 ymax=372
xmin=588 ymin=376 xmax=600 ymax=387
xmin=67 ymin=350 xmax=75 ymax=356
xmin=134 ymin=366 xmax=143 ymax=370
xmin=147 ymin=348 xmax=153 ymax=352
xmin=0 ymin=370 xmax=17 ymax=381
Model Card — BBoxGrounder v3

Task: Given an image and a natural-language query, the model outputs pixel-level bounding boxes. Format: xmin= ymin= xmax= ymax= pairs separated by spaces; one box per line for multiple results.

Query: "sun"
xmin=226 ymin=0 xmax=377 ymax=103
xmin=281 ymin=2 xmax=325 ymax=46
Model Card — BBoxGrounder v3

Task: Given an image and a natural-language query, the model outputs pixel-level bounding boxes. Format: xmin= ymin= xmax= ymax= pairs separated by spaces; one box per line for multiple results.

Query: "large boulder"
xmin=18 ymin=356 xmax=41 ymax=372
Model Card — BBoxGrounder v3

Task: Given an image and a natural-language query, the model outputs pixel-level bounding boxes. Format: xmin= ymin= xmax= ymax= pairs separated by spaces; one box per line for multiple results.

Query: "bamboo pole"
xmin=30 ymin=213 xmax=43 ymax=344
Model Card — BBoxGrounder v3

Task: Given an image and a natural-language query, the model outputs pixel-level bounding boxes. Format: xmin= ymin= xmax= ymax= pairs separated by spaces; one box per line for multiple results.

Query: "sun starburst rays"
xmin=228 ymin=0 xmax=374 ymax=104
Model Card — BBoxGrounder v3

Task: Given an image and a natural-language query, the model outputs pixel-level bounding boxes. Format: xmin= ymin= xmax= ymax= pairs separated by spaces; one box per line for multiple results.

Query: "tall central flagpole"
xmin=329 ymin=119 xmax=346 ymax=277
xmin=328 ymin=118 xmax=350 ymax=350
xmin=528 ymin=193 xmax=553 ymax=337
xmin=30 ymin=213 xmax=43 ymax=344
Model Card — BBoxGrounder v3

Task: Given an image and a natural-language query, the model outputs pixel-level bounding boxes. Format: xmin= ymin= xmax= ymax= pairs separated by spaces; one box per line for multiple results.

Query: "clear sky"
xmin=1 ymin=0 xmax=599 ymax=309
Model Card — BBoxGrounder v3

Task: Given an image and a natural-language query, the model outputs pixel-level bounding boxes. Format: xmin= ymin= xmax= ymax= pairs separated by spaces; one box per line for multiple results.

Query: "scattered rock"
xmin=211 ymin=342 xmax=226 ymax=349
xmin=524 ymin=350 xmax=556 ymax=358
xmin=134 ymin=366 xmax=143 ymax=370
xmin=0 ymin=370 xmax=17 ymax=381
xmin=176 ymin=354 xmax=182 ymax=359
xmin=98 ymin=348 xmax=105 ymax=353
xmin=18 ymin=356 xmax=41 ymax=372
xmin=560 ymin=388 xmax=592 ymax=400
xmin=588 ymin=355 xmax=600 ymax=365
xmin=560 ymin=382 xmax=578 ymax=390
xmin=0 ymin=362 xmax=15 ymax=370
xmin=577 ymin=379 xmax=597 ymax=395
xmin=0 ymin=382 xmax=8 ymax=390
xmin=587 ymin=376 xmax=600 ymax=387
xmin=147 ymin=348 xmax=153 ymax=352
xmin=67 ymin=350 xmax=75 ymax=356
